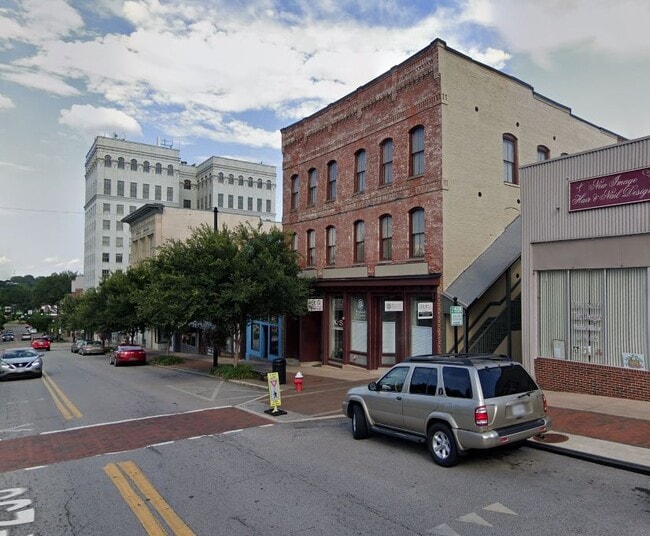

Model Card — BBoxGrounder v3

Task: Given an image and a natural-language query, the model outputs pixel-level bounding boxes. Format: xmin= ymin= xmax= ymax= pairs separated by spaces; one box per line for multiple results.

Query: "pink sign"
xmin=569 ymin=167 xmax=650 ymax=212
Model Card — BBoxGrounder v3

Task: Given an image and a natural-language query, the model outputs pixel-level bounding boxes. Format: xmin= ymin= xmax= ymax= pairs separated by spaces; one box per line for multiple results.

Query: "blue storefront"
xmin=246 ymin=317 xmax=283 ymax=361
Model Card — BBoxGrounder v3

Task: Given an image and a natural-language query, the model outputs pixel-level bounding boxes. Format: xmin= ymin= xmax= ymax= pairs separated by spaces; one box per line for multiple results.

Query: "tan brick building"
xmin=281 ymin=39 xmax=621 ymax=370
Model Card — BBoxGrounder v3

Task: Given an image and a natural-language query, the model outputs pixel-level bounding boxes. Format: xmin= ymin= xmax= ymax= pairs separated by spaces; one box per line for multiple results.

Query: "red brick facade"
xmin=535 ymin=357 xmax=650 ymax=402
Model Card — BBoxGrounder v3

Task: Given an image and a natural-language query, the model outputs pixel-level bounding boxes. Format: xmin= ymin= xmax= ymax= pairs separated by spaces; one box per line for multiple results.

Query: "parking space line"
xmin=41 ymin=373 xmax=82 ymax=420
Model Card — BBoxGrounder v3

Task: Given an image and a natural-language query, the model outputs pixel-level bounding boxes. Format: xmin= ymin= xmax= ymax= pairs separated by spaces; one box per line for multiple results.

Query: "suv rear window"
xmin=478 ymin=365 xmax=538 ymax=398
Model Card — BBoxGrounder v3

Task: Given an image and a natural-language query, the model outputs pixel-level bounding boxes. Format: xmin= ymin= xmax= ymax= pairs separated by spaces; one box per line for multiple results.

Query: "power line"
xmin=0 ymin=206 xmax=83 ymax=215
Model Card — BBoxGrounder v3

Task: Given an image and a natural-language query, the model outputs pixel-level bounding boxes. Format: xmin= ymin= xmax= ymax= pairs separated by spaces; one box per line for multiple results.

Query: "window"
xmin=307 ymin=230 xmax=316 ymax=266
xmin=103 ymin=219 xmax=110 ymax=230
xmin=115 ymin=254 xmax=123 ymax=264
xmin=239 ymin=176 xmax=244 ymax=186
xmin=380 ymin=215 xmax=392 ymax=261
xmin=265 ymin=199 xmax=271 ymax=212
xmin=248 ymin=177 xmax=253 ymax=187
xmin=102 ymin=236 xmax=110 ymax=247
xmin=291 ymin=233 xmax=298 ymax=251
xmin=537 ymin=145 xmax=550 ymax=161
xmin=443 ymin=367 xmax=473 ymax=399
xmin=167 ymin=164 xmax=174 ymax=176
xmin=257 ymin=179 xmax=263 ymax=189
xmin=410 ymin=126 xmax=425 ymax=176
xmin=327 ymin=161 xmax=337 ymax=201
xmin=238 ymin=196 xmax=243 ymax=209
xmin=355 ymin=150 xmax=366 ymax=193
xmin=409 ymin=367 xmax=438 ymax=395
xmin=155 ymin=185 xmax=161 ymax=200
xmin=130 ymin=182 xmax=137 ymax=198
xmin=326 ymin=226 xmax=336 ymax=265
xmin=183 ymin=180 xmax=192 ymax=190
xmin=116 ymin=237 xmax=123 ymax=247
xmin=129 ymin=205 xmax=136 ymax=213
xmin=142 ymin=184 xmax=149 ymax=199
xmin=218 ymin=193 xmax=223 ymax=207
xmin=290 ymin=175 xmax=299 ymax=210
xmin=228 ymin=194 xmax=233 ymax=208
xmin=354 ymin=220 xmax=365 ymax=263
xmin=143 ymin=161 xmax=150 ymax=173
xmin=257 ymin=198 xmax=262 ymax=212
xmin=166 ymin=187 xmax=173 ymax=202
xmin=102 ymin=269 xmax=110 ymax=279
xmin=155 ymin=163 xmax=162 ymax=175
xmin=102 ymin=203 xmax=110 ymax=213
xmin=248 ymin=197 xmax=253 ymax=211
xmin=308 ymin=168 xmax=317 ymax=206
xmin=103 ymin=179 xmax=111 ymax=195
xmin=117 ymin=180 xmax=124 ymax=197
xmin=117 ymin=157 xmax=125 ymax=169
xmin=116 ymin=204 xmax=124 ymax=215
xmin=381 ymin=139 xmax=393 ymax=185
xmin=104 ymin=155 xmax=111 ymax=167
xmin=266 ymin=180 xmax=272 ymax=190
xmin=130 ymin=159 xmax=137 ymax=171
xmin=377 ymin=366 xmax=409 ymax=393
xmin=218 ymin=173 xmax=224 ymax=183
xmin=410 ymin=208 xmax=425 ymax=258
xmin=116 ymin=221 xmax=123 ymax=231
xmin=183 ymin=199 xmax=191 ymax=208
xmin=102 ymin=253 xmax=110 ymax=263
xmin=503 ymin=134 xmax=518 ymax=184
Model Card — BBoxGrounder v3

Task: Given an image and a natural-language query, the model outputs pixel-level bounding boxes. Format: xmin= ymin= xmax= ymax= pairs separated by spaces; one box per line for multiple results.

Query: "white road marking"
xmin=457 ymin=512 xmax=492 ymax=527
xmin=0 ymin=423 xmax=34 ymax=433
xmin=484 ymin=502 xmax=518 ymax=515
xmin=427 ymin=524 xmax=461 ymax=535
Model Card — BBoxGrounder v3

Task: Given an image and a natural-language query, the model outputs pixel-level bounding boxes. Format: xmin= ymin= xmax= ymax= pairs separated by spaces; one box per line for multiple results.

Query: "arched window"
xmin=354 ymin=220 xmax=365 ymax=263
xmin=409 ymin=126 xmax=425 ymax=176
xmin=266 ymin=180 xmax=272 ymax=190
xmin=327 ymin=161 xmax=337 ymax=201
xmin=380 ymin=139 xmax=393 ymax=185
xmin=537 ymin=145 xmax=550 ymax=161
xmin=228 ymin=174 xmax=234 ymax=185
xmin=238 ymin=176 xmax=244 ymax=186
xmin=117 ymin=157 xmax=125 ymax=169
xmin=308 ymin=168 xmax=317 ymax=206
xmin=143 ymin=161 xmax=150 ymax=173
xmin=218 ymin=172 xmax=224 ymax=183
xmin=155 ymin=163 xmax=162 ymax=175
xmin=130 ymin=159 xmax=137 ymax=171
xmin=380 ymin=215 xmax=393 ymax=261
xmin=326 ymin=226 xmax=336 ymax=265
xmin=167 ymin=164 xmax=174 ymax=176
xmin=290 ymin=175 xmax=299 ymax=210
xmin=104 ymin=155 xmax=112 ymax=167
xmin=307 ymin=230 xmax=316 ymax=266
xmin=503 ymin=134 xmax=518 ymax=184
xmin=248 ymin=177 xmax=253 ymax=187
xmin=355 ymin=150 xmax=366 ymax=193
xmin=183 ymin=180 xmax=192 ymax=190
xmin=257 ymin=178 xmax=263 ymax=189
xmin=410 ymin=208 xmax=425 ymax=258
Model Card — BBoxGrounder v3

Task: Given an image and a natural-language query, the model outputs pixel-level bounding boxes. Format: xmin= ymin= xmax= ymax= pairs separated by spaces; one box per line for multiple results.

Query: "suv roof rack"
xmin=404 ymin=353 xmax=512 ymax=366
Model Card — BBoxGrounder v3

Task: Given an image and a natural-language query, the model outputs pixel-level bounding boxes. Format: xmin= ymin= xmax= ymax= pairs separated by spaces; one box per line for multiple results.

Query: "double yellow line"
xmin=104 ymin=461 xmax=195 ymax=535
xmin=42 ymin=372 xmax=82 ymax=420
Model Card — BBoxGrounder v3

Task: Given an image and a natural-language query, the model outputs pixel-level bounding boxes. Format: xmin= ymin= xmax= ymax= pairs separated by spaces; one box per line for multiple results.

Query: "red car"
xmin=31 ymin=337 xmax=51 ymax=351
xmin=109 ymin=345 xmax=146 ymax=366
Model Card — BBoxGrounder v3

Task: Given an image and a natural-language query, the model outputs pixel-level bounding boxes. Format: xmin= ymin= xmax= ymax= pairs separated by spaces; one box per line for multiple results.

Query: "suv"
xmin=342 ymin=354 xmax=551 ymax=467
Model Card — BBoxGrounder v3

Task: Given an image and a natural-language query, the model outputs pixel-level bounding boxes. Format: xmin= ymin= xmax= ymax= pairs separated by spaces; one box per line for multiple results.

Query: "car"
xmin=109 ymin=345 xmax=147 ymax=366
xmin=31 ymin=337 xmax=51 ymax=351
xmin=71 ymin=339 xmax=91 ymax=353
xmin=342 ymin=354 xmax=551 ymax=467
xmin=0 ymin=348 xmax=44 ymax=379
xmin=20 ymin=332 xmax=32 ymax=341
xmin=1 ymin=331 xmax=14 ymax=342
xmin=78 ymin=341 xmax=106 ymax=356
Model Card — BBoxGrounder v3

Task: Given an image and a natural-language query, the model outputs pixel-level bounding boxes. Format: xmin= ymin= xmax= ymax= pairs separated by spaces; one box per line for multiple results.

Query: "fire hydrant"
xmin=293 ymin=371 xmax=304 ymax=392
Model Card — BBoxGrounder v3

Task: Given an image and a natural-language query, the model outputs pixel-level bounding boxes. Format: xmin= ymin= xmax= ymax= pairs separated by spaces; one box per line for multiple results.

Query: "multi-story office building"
xmin=281 ymin=39 xmax=621 ymax=370
xmin=83 ymin=136 xmax=276 ymax=289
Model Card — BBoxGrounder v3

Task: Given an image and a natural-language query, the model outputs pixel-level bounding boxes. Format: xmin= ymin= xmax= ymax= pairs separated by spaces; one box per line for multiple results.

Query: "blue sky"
xmin=1 ymin=0 xmax=649 ymax=279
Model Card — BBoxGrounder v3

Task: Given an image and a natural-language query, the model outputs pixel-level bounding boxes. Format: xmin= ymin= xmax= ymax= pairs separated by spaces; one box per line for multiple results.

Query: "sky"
xmin=1 ymin=0 xmax=649 ymax=280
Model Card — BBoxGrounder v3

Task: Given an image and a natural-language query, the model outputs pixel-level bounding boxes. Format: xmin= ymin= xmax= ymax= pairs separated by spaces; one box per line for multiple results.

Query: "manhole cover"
xmin=532 ymin=433 xmax=569 ymax=444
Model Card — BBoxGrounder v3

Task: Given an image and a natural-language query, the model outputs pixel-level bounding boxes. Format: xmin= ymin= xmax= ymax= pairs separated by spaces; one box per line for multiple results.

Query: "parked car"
xmin=31 ymin=337 xmax=51 ymax=351
xmin=109 ymin=345 xmax=147 ymax=366
xmin=0 ymin=348 xmax=43 ymax=379
xmin=20 ymin=332 xmax=32 ymax=341
xmin=78 ymin=341 xmax=106 ymax=356
xmin=71 ymin=339 xmax=90 ymax=353
xmin=1 ymin=331 xmax=14 ymax=342
xmin=342 ymin=354 xmax=551 ymax=467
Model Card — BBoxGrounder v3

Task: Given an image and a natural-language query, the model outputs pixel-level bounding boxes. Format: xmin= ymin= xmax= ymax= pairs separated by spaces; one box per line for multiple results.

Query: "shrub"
xmin=210 ymin=363 xmax=258 ymax=380
xmin=151 ymin=355 xmax=184 ymax=366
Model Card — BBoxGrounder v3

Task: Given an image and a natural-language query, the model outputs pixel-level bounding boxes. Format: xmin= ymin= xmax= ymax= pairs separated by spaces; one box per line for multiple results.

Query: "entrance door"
xmin=381 ymin=298 xmax=403 ymax=366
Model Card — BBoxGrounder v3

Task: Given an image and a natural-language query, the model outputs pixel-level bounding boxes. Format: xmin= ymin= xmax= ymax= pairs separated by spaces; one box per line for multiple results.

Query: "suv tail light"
xmin=474 ymin=405 xmax=488 ymax=426
xmin=542 ymin=393 xmax=548 ymax=413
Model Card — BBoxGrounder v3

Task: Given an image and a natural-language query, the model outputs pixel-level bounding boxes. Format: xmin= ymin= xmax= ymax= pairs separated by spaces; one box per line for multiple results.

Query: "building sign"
xmin=569 ymin=167 xmax=650 ymax=212
xmin=307 ymin=298 xmax=323 ymax=311
xmin=384 ymin=301 xmax=403 ymax=312
xmin=417 ymin=302 xmax=433 ymax=319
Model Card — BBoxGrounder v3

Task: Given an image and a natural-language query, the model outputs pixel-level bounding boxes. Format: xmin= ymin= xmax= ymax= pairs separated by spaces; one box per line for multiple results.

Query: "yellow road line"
xmin=42 ymin=372 xmax=83 ymax=420
xmin=118 ymin=461 xmax=196 ymax=536
xmin=104 ymin=463 xmax=168 ymax=535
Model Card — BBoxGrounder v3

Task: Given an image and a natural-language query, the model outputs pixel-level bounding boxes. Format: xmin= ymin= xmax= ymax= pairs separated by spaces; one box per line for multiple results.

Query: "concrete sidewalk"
xmin=149 ymin=351 xmax=650 ymax=474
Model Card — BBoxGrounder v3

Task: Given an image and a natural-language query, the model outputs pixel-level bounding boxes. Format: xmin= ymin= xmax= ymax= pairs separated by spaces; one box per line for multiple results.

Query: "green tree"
xmin=33 ymin=271 xmax=77 ymax=307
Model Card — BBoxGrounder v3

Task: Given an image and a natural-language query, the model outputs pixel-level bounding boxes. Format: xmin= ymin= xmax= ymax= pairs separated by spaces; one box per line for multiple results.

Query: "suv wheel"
xmin=427 ymin=423 xmax=459 ymax=467
xmin=351 ymin=404 xmax=370 ymax=440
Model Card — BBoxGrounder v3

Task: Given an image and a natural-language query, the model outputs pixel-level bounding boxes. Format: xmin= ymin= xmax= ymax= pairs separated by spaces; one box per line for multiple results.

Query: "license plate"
xmin=511 ymin=403 xmax=526 ymax=417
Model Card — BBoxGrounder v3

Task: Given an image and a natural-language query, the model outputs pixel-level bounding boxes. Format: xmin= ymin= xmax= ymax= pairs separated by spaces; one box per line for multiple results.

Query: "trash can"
xmin=272 ymin=358 xmax=286 ymax=385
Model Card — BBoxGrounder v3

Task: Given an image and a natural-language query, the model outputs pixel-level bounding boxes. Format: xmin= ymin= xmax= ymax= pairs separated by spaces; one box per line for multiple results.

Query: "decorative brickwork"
xmin=534 ymin=357 xmax=650 ymax=402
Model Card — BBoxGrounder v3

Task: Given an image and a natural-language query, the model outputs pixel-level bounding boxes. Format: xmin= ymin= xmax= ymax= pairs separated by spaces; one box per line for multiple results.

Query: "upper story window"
xmin=142 ymin=183 xmax=150 ymax=199
xmin=228 ymin=174 xmax=234 ymax=185
xmin=117 ymin=157 xmax=125 ymax=169
xmin=166 ymin=187 xmax=173 ymax=202
xmin=503 ymin=134 xmax=518 ymax=184
xmin=155 ymin=163 xmax=162 ymax=175
xmin=167 ymin=164 xmax=174 ymax=176
xmin=290 ymin=175 xmax=299 ymax=210
xmin=248 ymin=177 xmax=253 ymax=187
xmin=102 ymin=203 xmax=110 ymax=213
xmin=410 ymin=126 xmax=425 ymax=176
xmin=143 ymin=161 xmax=150 ymax=173
xmin=104 ymin=155 xmax=112 ymax=167
xmin=291 ymin=233 xmax=298 ymax=252
xmin=307 ymin=230 xmax=316 ymax=266
xmin=380 ymin=214 xmax=393 ymax=261
xmin=308 ymin=168 xmax=317 ymax=206
xmin=184 ymin=179 xmax=192 ymax=190
xmin=266 ymin=180 xmax=272 ymax=190
xmin=266 ymin=199 xmax=271 ymax=212
xmin=238 ymin=176 xmax=244 ymax=186
xmin=130 ymin=182 xmax=137 ymax=198
xmin=117 ymin=180 xmax=124 ymax=197
xmin=354 ymin=220 xmax=365 ymax=263
xmin=218 ymin=172 xmax=224 ymax=183
xmin=155 ymin=185 xmax=162 ymax=200
xmin=326 ymin=226 xmax=336 ymax=265
xmin=103 ymin=179 xmax=111 ymax=195
xmin=130 ymin=159 xmax=137 ymax=171
xmin=381 ymin=139 xmax=393 ymax=185
xmin=410 ymin=208 xmax=425 ymax=258
xmin=537 ymin=145 xmax=550 ymax=161
xmin=327 ymin=161 xmax=337 ymax=201
xmin=257 ymin=178 xmax=263 ymax=189
xmin=355 ymin=150 xmax=366 ymax=193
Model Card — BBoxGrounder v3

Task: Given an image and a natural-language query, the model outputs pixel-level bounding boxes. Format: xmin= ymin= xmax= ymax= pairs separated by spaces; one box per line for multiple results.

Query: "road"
xmin=1 ymin=344 xmax=648 ymax=535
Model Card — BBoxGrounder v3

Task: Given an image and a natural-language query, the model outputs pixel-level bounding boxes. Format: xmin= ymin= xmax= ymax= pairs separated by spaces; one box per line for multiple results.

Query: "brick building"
xmin=281 ymin=39 xmax=621 ymax=370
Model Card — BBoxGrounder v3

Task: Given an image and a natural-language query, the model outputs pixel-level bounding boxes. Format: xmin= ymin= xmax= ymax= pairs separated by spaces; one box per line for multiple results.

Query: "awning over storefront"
xmin=444 ymin=216 xmax=521 ymax=308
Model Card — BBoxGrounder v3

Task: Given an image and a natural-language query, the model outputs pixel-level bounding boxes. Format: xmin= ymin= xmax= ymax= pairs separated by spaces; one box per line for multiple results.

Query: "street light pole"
xmin=213 ymin=206 xmax=219 ymax=230
xmin=212 ymin=206 xmax=219 ymax=368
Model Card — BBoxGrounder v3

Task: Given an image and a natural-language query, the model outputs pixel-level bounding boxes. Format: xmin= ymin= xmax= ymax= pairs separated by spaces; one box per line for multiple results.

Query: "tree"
xmin=33 ymin=272 xmax=77 ymax=308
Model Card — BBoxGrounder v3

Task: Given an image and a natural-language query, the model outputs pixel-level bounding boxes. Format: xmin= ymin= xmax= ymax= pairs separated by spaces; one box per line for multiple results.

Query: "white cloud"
xmin=0 ymin=67 xmax=80 ymax=96
xmin=58 ymin=104 xmax=143 ymax=138
xmin=0 ymin=256 xmax=12 ymax=280
xmin=0 ymin=93 xmax=15 ymax=109
xmin=0 ymin=160 xmax=34 ymax=173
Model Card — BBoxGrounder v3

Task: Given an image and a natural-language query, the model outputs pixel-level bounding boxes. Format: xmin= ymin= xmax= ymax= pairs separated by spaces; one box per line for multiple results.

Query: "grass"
xmin=150 ymin=355 xmax=185 ymax=366
xmin=210 ymin=363 xmax=259 ymax=380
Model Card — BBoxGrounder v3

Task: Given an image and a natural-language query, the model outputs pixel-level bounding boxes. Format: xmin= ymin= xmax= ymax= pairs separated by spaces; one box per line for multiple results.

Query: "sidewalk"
xmin=150 ymin=351 xmax=650 ymax=474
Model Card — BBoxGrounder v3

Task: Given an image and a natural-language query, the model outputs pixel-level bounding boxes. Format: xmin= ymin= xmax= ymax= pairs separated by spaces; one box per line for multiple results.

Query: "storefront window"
xmin=251 ymin=324 xmax=260 ymax=352
xmin=382 ymin=299 xmax=398 ymax=366
xmin=350 ymin=295 xmax=368 ymax=366
xmin=411 ymin=297 xmax=433 ymax=356
xmin=330 ymin=296 xmax=344 ymax=362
